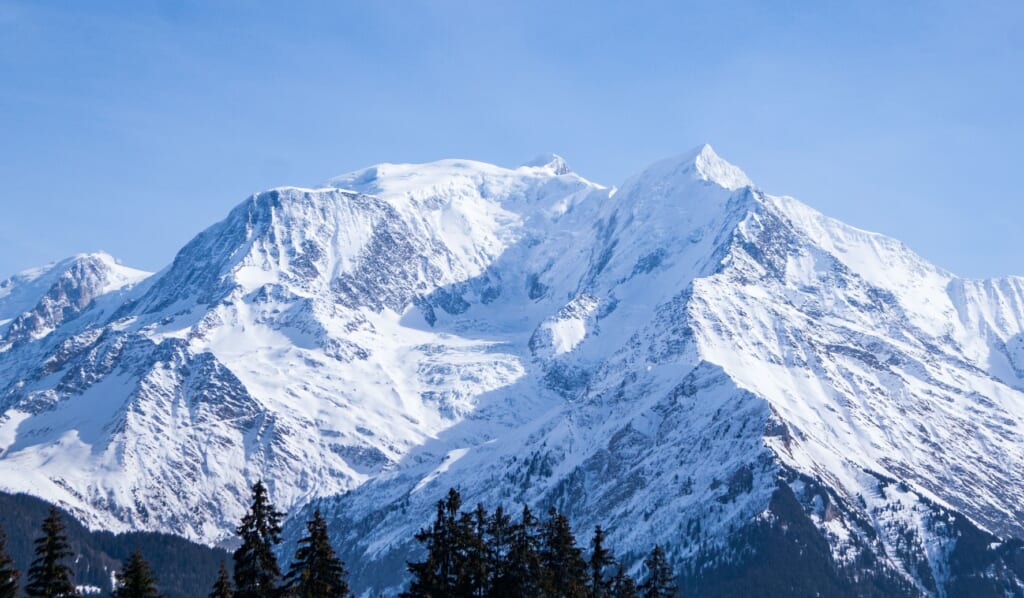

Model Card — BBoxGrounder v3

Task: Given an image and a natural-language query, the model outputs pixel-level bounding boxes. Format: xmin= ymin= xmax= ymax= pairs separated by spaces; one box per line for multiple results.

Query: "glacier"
xmin=1 ymin=146 xmax=1023 ymax=595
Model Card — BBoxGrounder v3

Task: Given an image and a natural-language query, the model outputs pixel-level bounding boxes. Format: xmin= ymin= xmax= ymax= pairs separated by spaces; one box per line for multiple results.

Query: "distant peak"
xmin=522 ymin=153 xmax=572 ymax=175
xmin=683 ymin=144 xmax=753 ymax=190
xmin=73 ymin=251 xmax=116 ymax=265
xmin=639 ymin=144 xmax=752 ymax=191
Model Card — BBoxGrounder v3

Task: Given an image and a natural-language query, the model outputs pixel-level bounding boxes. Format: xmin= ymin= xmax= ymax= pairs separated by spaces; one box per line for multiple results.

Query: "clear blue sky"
xmin=1 ymin=0 xmax=1022 ymax=279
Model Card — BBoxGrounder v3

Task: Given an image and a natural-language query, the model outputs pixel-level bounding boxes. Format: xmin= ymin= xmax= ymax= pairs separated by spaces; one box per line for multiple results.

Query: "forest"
xmin=0 ymin=484 xmax=676 ymax=598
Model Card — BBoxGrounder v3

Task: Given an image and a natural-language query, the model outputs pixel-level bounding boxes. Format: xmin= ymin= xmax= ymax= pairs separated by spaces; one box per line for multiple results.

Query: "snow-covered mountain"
xmin=1 ymin=146 xmax=1023 ymax=595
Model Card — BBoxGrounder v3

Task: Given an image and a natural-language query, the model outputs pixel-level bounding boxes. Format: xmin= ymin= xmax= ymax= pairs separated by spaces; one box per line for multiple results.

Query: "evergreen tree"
xmin=454 ymin=504 xmax=489 ymax=597
xmin=403 ymin=488 xmax=464 ymax=597
xmin=282 ymin=510 xmax=350 ymax=598
xmin=610 ymin=564 xmax=638 ymax=598
xmin=233 ymin=481 xmax=285 ymax=598
xmin=112 ymin=549 xmax=162 ymax=598
xmin=24 ymin=507 xmax=78 ymax=598
xmin=0 ymin=526 xmax=19 ymax=598
xmin=208 ymin=562 xmax=233 ymax=598
xmin=538 ymin=508 xmax=588 ymax=598
xmin=639 ymin=545 xmax=676 ymax=598
xmin=492 ymin=505 xmax=543 ymax=597
xmin=484 ymin=506 xmax=513 ymax=592
xmin=587 ymin=526 xmax=615 ymax=598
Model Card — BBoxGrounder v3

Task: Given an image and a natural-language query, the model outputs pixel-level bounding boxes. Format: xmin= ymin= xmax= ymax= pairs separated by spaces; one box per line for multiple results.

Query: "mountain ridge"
xmin=1 ymin=146 xmax=1022 ymax=595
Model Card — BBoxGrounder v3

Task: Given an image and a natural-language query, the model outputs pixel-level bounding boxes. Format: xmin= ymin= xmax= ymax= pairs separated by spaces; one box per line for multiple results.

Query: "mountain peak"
xmin=521 ymin=153 xmax=572 ymax=175
xmin=686 ymin=144 xmax=753 ymax=190
xmin=644 ymin=144 xmax=753 ymax=191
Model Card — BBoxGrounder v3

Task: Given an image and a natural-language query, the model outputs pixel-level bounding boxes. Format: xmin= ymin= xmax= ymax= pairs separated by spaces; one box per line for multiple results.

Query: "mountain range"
xmin=2 ymin=145 xmax=1023 ymax=596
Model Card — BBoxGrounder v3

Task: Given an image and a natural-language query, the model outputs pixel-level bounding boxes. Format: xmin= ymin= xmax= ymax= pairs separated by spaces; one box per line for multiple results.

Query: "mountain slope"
xmin=0 ymin=147 xmax=1022 ymax=596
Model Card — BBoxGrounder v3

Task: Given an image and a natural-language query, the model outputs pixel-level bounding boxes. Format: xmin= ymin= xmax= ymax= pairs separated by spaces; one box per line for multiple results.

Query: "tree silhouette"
xmin=25 ymin=507 xmax=77 ymax=597
xmin=494 ymin=505 xmax=543 ymax=597
xmin=610 ymin=564 xmax=638 ymax=598
xmin=113 ymin=549 xmax=162 ymax=598
xmin=640 ymin=545 xmax=676 ymax=598
xmin=538 ymin=508 xmax=588 ymax=598
xmin=283 ymin=510 xmax=350 ymax=597
xmin=208 ymin=562 xmax=232 ymax=598
xmin=233 ymin=481 xmax=284 ymax=598
xmin=588 ymin=526 xmax=615 ymax=598
xmin=0 ymin=525 xmax=19 ymax=598
xmin=403 ymin=488 xmax=464 ymax=597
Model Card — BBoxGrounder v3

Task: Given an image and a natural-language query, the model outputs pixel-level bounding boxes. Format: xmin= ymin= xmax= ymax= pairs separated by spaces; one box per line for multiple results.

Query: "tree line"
xmin=0 ymin=484 xmax=678 ymax=597
xmin=400 ymin=488 xmax=676 ymax=598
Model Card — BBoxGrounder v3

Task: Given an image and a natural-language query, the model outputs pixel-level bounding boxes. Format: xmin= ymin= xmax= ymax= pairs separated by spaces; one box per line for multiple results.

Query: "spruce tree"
xmin=208 ymin=562 xmax=233 ymax=598
xmin=454 ymin=504 xmax=490 ymax=597
xmin=233 ymin=480 xmax=284 ymax=598
xmin=484 ymin=506 xmax=513 ymax=591
xmin=283 ymin=510 xmax=350 ymax=598
xmin=639 ymin=545 xmax=676 ymax=598
xmin=403 ymin=488 xmax=463 ymax=597
xmin=610 ymin=564 xmax=638 ymax=598
xmin=492 ymin=505 xmax=543 ymax=597
xmin=588 ymin=526 xmax=615 ymax=598
xmin=0 ymin=526 xmax=19 ymax=598
xmin=538 ymin=508 xmax=588 ymax=598
xmin=112 ymin=549 xmax=162 ymax=598
xmin=24 ymin=507 xmax=78 ymax=598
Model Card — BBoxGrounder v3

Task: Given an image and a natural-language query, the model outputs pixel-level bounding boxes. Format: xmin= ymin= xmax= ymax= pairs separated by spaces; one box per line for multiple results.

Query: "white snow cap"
xmin=653 ymin=144 xmax=754 ymax=191
xmin=691 ymin=144 xmax=752 ymax=189
xmin=521 ymin=153 xmax=572 ymax=175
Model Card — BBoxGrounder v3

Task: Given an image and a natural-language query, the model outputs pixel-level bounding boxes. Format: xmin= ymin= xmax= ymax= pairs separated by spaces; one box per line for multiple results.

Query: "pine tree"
xmin=113 ymin=549 xmax=162 ymax=598
xmin=403 ymin=488 xmax=464 ymax=597
xmin=233 ymin=480 xmax=285 ymax=598
xmin=610 ymin=564 xmax=638 ymax=598
xmin=24 ymin=507 xmax=78 ymax=598
xmin=484 ymin=505 xmax=513 ymax=592
xmin=538 ymin=508 xmax=588 ymax=598
xmin=208 ymin=562 xmax=233 ymax=598
xmin=639 ymin=545 xmax=676 ymax=598
xmin=282 ymin=510 xmax=350 ymax=598
xmin=492 ymin=505 xmax=543 ymax=597
xmin=454 ymin=504 xmax=490 ymax=597
xmin=0 ymin=526 xmax=19 ymax=598
xmin=587 ymin=526 xmax=615 ymax=598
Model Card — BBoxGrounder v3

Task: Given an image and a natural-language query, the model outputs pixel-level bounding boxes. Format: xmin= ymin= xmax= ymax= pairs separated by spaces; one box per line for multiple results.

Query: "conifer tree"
xmin=233 ymin=480 xmax=285 ymax=598
xmin=283 ymin=510 xmax=350 ymax=598
xmin=492 ymin=505 xmax=543 ymax=597
xmin=484 ymin=505 xmax=513 ymax=591
xmin=0 ymin=526 xmax=19 ymax=598
xmin=538 ymin=508 xmax=588 ymax=598
xmin=24 ymin=507 xmax=78 ymax=598
xmin=208 ymin=562 xmax=233 ymax=598
xmin=403 ymin=488 xmax=464 ymax=597
xmin=455 ymin=505 xmax=489 ymax=597
xmin=610 ymin=564 xmax=638 ymax=598
xmin=639 ymin=545 xmax=676 ymax=598
xmin=588 ymin=526 xmax=615 ymax=598
xmin=112 ymin=549 xmax=162 ymax=598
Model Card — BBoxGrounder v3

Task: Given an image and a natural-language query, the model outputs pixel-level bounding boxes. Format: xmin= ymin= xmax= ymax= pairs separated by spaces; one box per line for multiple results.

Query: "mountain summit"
xmin=1 ymin=148 xmax=1022 ymax=595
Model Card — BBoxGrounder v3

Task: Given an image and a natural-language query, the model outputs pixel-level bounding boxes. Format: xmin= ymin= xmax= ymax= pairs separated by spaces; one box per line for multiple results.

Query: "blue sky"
xmin=1 ymin=0 xmax=1022 ymax=278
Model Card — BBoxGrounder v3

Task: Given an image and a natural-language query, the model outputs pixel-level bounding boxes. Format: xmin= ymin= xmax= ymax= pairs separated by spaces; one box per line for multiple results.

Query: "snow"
xmin=0 ymin=146 xmax=1022 ymax=596
xmin=412 ymin=447 xmax=470 ymax=494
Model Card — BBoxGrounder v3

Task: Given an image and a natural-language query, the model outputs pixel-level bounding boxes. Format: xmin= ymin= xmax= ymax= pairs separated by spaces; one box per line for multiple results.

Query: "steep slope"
xmin=0 ymin=252 xmax=149 ymax=348
xmin=288 ymin=148 xmax=1024 ymax=595
xmin=0 ymin=156 xmax=610 ymax=544
xmin=1 ymin=147 xmax=1022 ymax=596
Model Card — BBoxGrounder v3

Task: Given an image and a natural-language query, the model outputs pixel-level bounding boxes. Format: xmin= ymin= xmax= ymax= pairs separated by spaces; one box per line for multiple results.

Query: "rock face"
xmin=2 ymin=146 xmax=1023 ymax=595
